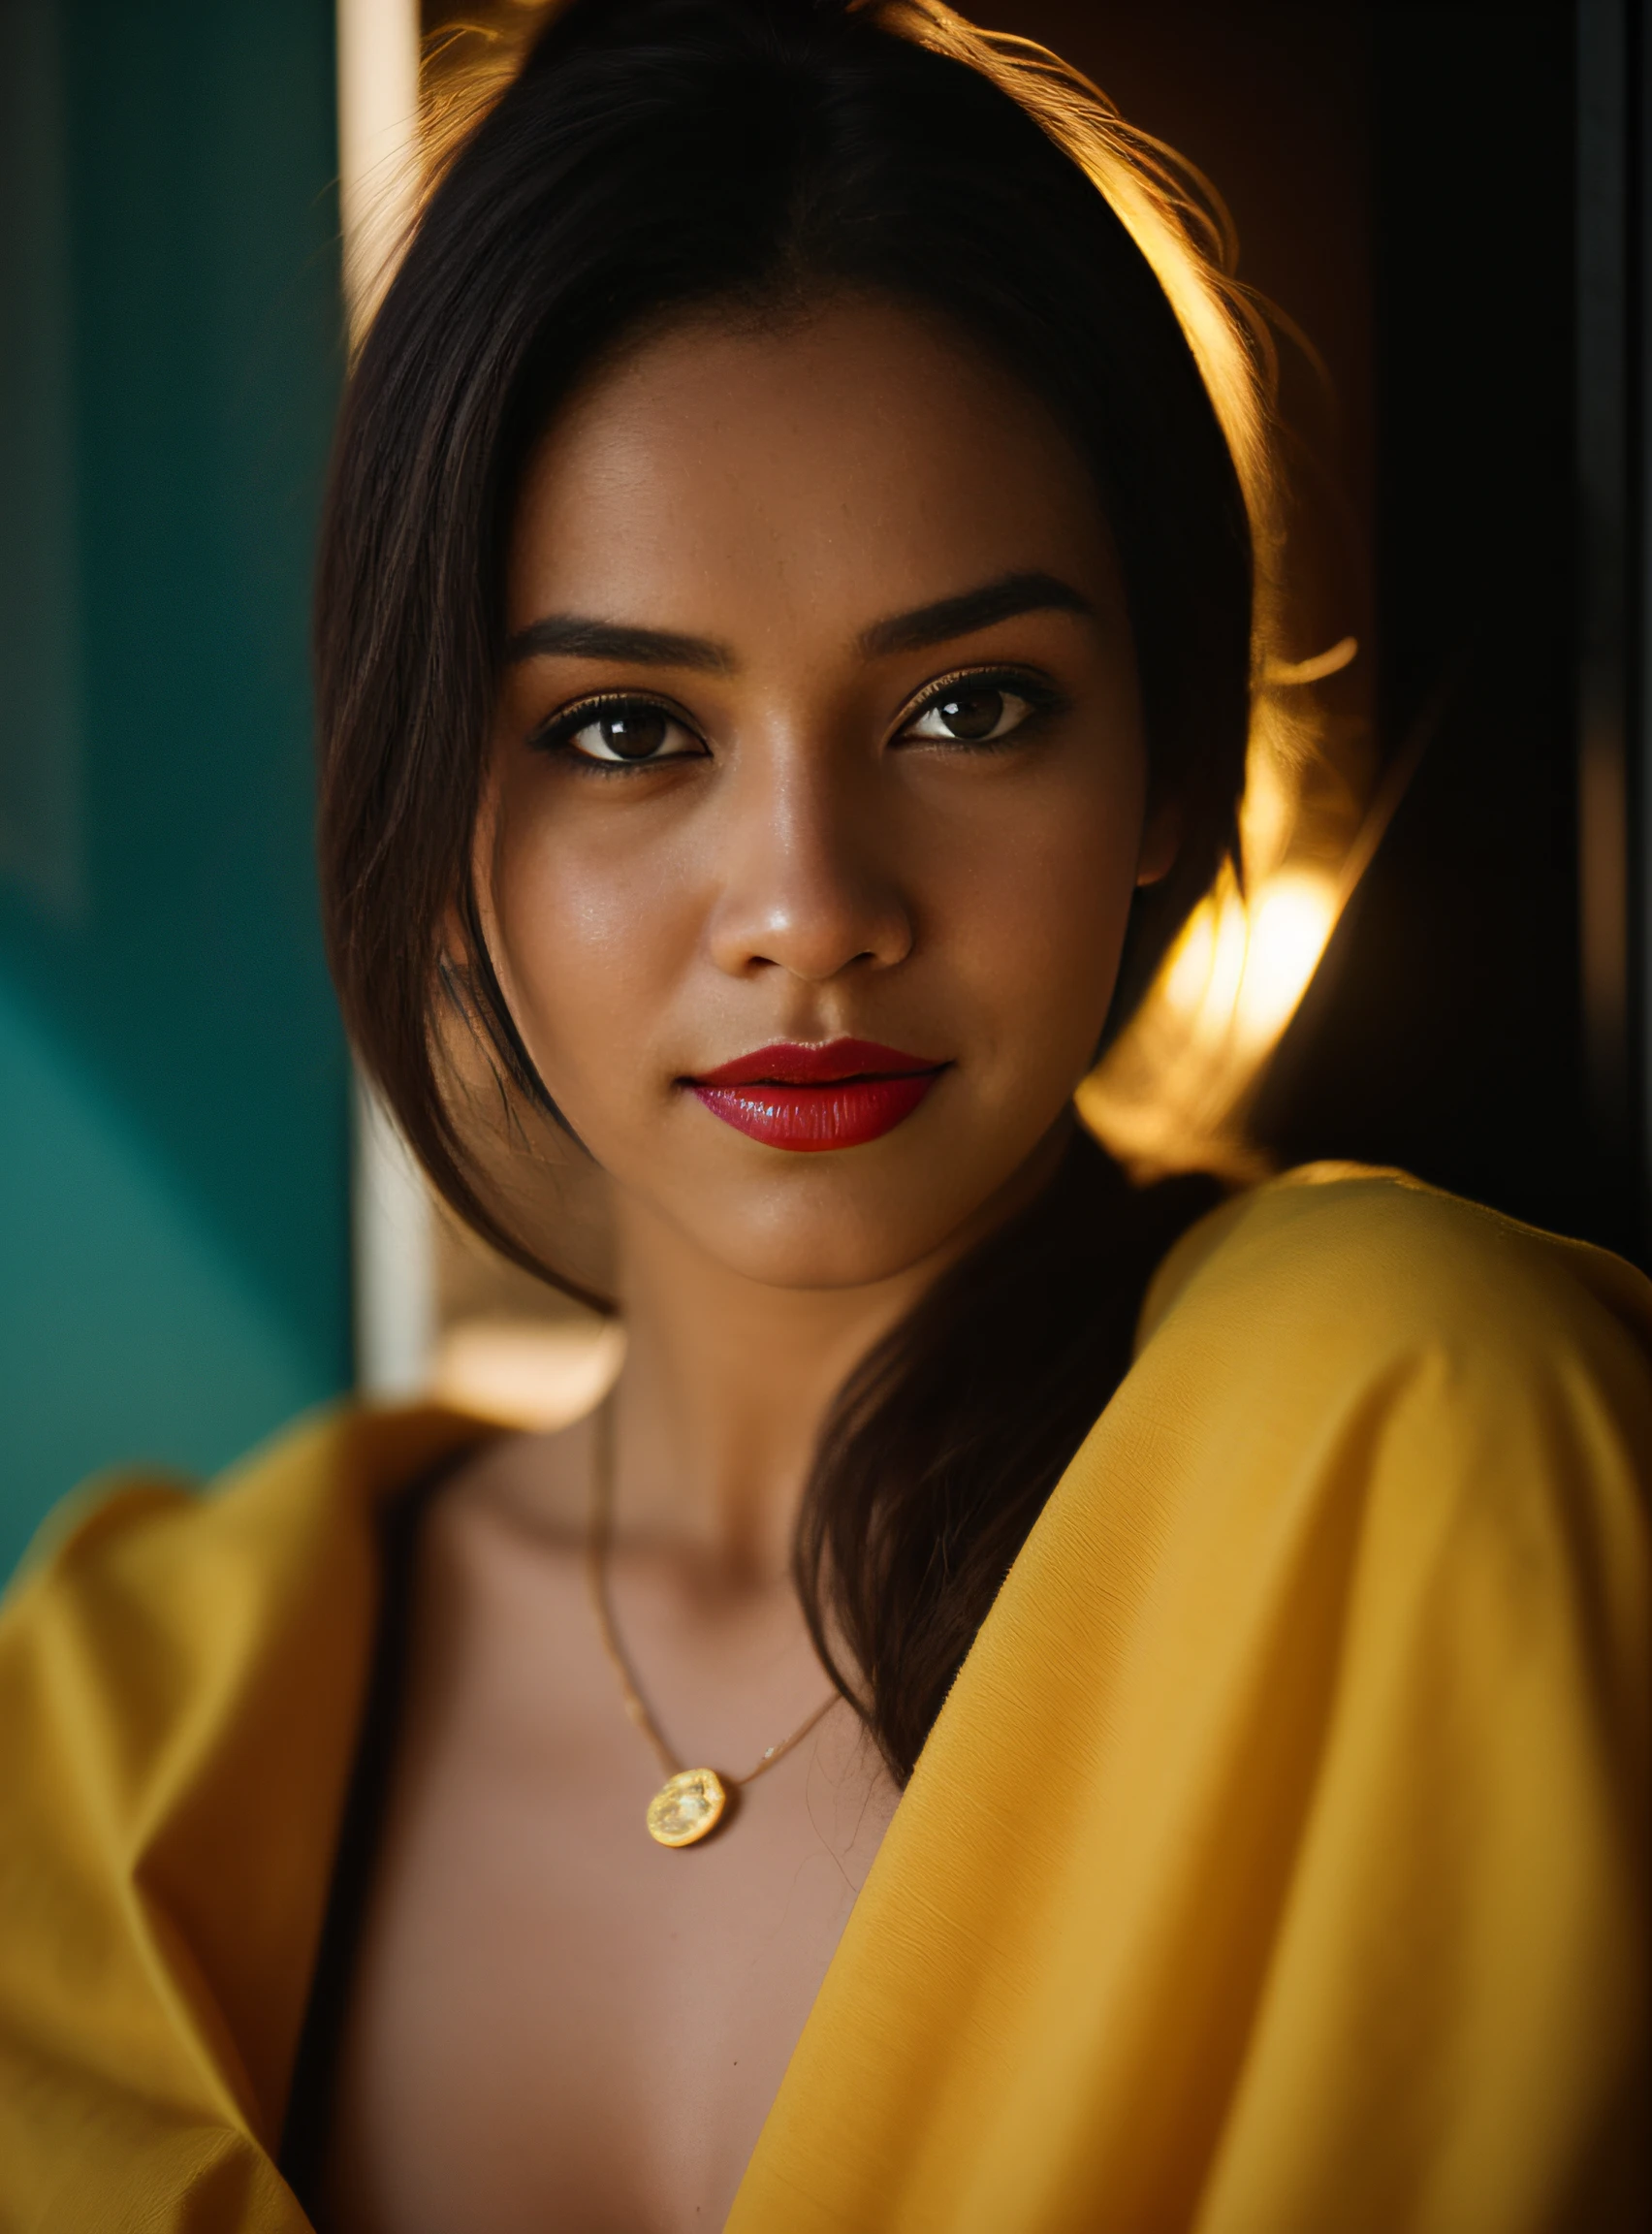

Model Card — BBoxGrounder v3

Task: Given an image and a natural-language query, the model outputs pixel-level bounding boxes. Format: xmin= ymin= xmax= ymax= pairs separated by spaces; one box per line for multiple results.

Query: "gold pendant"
xmin=646 ymin=1767 xmax=727 ymax=1847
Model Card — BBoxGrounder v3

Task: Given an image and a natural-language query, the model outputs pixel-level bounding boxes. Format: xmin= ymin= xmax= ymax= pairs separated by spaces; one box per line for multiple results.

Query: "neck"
xmin=606 ymin=1125 xmax=1070 ymax=1585
xmin=608 ymin=1209 xmax=927 ymax=1586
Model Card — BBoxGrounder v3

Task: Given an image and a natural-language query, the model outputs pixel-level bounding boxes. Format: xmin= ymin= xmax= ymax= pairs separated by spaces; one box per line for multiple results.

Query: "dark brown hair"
xmin=316 ymin=0 xmax=1252 ymax=1778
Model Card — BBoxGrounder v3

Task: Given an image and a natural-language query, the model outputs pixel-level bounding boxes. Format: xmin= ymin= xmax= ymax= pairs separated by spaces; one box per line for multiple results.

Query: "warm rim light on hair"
xmin=869 ymin=0 xmax=1369 ymax=1172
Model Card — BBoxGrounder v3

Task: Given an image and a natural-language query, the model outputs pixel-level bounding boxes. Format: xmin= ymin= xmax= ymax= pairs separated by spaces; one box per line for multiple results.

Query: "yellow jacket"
xmin=2 ymin=1168 xmax=1647 ymax=2231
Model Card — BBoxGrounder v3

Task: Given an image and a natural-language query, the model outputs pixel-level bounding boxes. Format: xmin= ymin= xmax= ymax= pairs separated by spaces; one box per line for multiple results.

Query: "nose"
xmin=703 ymin=738 xmax=914 ymax=984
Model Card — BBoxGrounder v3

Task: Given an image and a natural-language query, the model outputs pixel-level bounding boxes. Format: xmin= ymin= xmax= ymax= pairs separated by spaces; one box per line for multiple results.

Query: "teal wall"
xmin=0 ymin=0 xmax=351 ymax=1578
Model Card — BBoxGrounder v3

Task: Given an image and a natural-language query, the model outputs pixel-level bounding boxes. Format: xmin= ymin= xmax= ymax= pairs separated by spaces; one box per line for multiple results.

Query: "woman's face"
xmin=481 ymin=296 xmax=1165 ymax=1293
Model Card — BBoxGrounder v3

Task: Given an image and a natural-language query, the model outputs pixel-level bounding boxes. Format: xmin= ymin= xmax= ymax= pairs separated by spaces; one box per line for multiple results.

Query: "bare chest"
xmin=322 ymin=1498 xmax=894 ymax=2234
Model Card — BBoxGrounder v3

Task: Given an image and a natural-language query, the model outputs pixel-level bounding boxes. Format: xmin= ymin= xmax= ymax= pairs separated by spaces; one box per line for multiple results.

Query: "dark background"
xmin=999 ymin=0 xmax=1649 ymax=1265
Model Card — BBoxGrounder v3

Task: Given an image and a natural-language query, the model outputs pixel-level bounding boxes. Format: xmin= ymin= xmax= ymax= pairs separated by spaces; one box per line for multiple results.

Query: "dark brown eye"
xmin=549 ymin=699 xmax=699 ymax=764
xmin=593 ymin=707 xmax=669 ymax=758
xmin=904 ymin=681 xmax=1035 ymax=747
xmin=935 ymin=686 xmax=1003 ymax=740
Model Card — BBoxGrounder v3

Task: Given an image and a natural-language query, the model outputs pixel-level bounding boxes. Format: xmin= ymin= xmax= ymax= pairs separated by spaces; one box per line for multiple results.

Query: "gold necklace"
xmin=585 ymin=1397 xmax=839 ymax=1848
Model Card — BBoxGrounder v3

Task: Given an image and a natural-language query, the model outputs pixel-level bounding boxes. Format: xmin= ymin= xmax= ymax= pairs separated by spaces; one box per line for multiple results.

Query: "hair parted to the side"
xmin=316 ymin=0 xmax=1274 ymax=1776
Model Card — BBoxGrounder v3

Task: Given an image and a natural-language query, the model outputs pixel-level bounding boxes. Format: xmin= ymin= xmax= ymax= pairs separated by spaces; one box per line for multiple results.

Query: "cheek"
xmin=488 ymin=797 xmax=701 ymax=1090
xmin=933 ymin=770 xmax=1143 ymax=1076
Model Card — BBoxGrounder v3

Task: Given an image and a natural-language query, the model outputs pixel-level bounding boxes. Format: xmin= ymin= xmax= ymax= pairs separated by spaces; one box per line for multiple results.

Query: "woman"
xmin=1 ymin=1 xmax=1645 ymax=2227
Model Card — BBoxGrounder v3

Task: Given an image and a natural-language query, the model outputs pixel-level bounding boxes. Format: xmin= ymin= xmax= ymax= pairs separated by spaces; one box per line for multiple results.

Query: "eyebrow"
xmin=502 ymin=567 xmax=1096 ymax=674
xmin=504 ymin=615 xmax=736 ymax=671
xmin=857 ymin=570 xmax=1097 ymax=658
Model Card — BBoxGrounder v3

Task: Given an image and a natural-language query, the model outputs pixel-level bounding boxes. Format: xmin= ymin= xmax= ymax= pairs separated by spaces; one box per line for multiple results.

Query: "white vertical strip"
xmin=337 ymin=0 xmax=434 ymax=1395
xmin=336 ymin=0 xmax=423 ymax=334
xmin=352 ymin=1074 xmax=437 ymax=1398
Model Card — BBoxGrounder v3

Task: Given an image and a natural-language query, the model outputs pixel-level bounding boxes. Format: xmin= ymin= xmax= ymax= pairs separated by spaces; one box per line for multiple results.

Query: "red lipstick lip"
xmin=690 ymin=1038 xmax=941 ymax=1088
xmin=684 ymin=1039 xmax=947 ymax=1152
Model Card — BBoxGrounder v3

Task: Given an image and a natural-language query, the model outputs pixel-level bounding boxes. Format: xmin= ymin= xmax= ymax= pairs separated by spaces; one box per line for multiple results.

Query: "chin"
xmin=660 ymin=1153 xmax=1025 ymax=1293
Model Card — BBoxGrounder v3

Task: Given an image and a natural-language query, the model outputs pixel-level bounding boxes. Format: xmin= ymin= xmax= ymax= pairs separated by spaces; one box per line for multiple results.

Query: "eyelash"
xmin=895 ymin=666 xmax=1068 ymax=749
xmin=527 ymin=666 xmax=1068 ymax=770
xmin=527 ymin=691 xmax=702 ymax=770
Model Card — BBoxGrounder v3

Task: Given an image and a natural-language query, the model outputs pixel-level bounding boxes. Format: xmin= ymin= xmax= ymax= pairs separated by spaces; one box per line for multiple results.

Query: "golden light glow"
xmin=1080 ymin=849 xmax=1349 ymax=1179
xmin=1263 ymin=635 xmax=1358 ymax=689
xmin=1235 ymin=872 xmax=1341 ymax=1046
xmin=429 ymin=1313 xmax=624 ymax=1430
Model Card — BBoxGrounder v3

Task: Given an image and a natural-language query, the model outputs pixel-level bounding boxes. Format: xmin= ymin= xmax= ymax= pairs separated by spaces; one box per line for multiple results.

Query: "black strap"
xmin=277 ymin=1452 xmax=476 ymax=2220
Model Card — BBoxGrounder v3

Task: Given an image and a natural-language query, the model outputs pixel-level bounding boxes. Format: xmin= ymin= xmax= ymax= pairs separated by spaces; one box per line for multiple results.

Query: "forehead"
xmin=506 ymin=297 xmax=1116 ymax=637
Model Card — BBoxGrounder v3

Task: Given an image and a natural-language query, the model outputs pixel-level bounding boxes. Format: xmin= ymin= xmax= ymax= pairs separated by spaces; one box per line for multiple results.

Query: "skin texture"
xmin=325 ymin=298 xmax=1169 ymax=2233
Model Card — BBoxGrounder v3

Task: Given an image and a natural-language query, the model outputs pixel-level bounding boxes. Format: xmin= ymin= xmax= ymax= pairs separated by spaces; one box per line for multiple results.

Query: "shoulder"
xmin=973 ymin=1172 xmax=1650 ymax=2222
xmin=1105 ymin=1165 xmax=1652 ymax=1696
xmin=0 ymin=1400 xmax=494 ymax=1843
xmin=2 ymin=1400 xmax=491 ymax=1660
xmin=1138 ymin=1162 xmax=1652 ymax=1415
xmin=0 ymin=1401 xmax=498 ymax=2221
